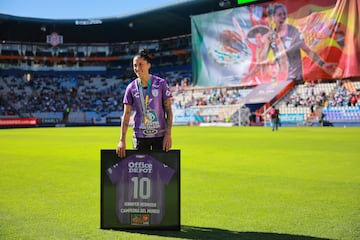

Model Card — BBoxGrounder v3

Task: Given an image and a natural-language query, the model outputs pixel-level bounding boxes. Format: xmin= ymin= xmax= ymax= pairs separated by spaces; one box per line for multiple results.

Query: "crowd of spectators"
xmin=0 ymin=74 xmax=122 ymax=116
xmin=327 ymin=82 xmax=358 ymax=107
xmin=285 ymin=81 xmax=327 ymax=109
xmin=2 ymin=31 xmax=359 ymax=123
xmin=0 ymin=66 xmax=193 ymax=117
xmin=0 ymin=101 xmax=14 ymax=116
xmin=1 ymin=59 xmax=359 ymax=123
xmin=284 ymin=80 xmax=360 ymax=113
xmin=2 ymin=70 xmax=359 ymax=120
xmin=172 ymin=86 xmax=251 ymax=110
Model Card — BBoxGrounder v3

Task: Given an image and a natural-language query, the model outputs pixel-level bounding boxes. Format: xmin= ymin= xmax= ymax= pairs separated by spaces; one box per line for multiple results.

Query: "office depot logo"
xmin=128 ymin=161 xmax=153 ymax=173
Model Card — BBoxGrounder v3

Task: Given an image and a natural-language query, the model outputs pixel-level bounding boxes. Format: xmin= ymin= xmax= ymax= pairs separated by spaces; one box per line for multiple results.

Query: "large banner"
xmin=191 ymin=0 xmax=360 ymax=87
xmin=100 ymin=150 xmax=180 ymax=230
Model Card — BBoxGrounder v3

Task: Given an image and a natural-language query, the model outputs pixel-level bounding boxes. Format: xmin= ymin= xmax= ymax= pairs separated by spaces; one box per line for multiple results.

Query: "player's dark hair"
xmin=135 ymin=48 xmax=152 ymax=63
xmin=267 ymin=4 xmax=287 ymax=17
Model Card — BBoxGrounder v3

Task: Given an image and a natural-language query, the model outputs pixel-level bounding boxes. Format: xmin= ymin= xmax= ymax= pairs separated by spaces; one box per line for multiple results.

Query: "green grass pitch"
xmin=0 ymin=126 xmax=359 ymax=240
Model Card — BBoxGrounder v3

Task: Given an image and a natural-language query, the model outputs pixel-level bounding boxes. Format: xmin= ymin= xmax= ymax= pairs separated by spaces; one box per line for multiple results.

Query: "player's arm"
xmin=163 ymin=98 xmax=173 ymax=152
xmin=116 ymin=104 xmax=132 ymax=158
xmin=301 ymin=38 xmax=337 ymax=76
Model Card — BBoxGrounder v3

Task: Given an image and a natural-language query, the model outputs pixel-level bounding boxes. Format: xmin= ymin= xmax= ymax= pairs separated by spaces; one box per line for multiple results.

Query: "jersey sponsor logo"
xmin=128 ymin=161 xmax=153 ymax=173
xmin=143 ymin=129 xmax=158 ymax=135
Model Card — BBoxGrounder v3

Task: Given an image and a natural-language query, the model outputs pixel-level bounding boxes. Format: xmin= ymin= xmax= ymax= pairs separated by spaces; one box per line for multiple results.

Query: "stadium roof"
xmin=0 ymin=0 xmax=231 ymax=44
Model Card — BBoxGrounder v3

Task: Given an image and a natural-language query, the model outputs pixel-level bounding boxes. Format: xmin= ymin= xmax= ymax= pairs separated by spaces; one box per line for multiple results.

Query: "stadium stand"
xmin=1 ymin=47 xmax=359 ymax=127
xmin=1 ymin=0 xmax=360 ymax=127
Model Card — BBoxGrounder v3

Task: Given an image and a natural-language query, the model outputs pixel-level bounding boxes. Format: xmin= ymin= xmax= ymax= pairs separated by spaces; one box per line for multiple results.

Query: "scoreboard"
xmin=237 ymin=0 xmax=274 ymax=6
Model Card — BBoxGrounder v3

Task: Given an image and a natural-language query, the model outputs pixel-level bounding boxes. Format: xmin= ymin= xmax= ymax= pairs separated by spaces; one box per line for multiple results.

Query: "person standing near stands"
xmin=269 ymin=106 xmax=280 ymax=131
xmin=116 ymin=49 xmax=173 ymax=158
xmin=275 ymin=108 xmax=280 ymax=130
xmin=62 ymin=104 xmax=70 ymax=123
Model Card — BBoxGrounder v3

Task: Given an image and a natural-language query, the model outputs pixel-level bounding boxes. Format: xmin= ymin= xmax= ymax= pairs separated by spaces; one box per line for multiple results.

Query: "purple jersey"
xmin=271 ymin=25 xmax=304 ymax=80
xmin=106 ymin=154 xmax=175 ymax=225
xmin=123 ymin=75 xmax=172 ymax=138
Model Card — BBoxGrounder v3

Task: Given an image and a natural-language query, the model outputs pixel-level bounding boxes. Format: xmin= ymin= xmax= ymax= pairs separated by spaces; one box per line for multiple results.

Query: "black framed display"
xmin=100 ymin=149 xmax=180 ymax=230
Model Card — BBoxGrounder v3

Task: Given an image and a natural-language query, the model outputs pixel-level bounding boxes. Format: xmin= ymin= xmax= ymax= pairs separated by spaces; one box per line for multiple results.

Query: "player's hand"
xmin=116 ymin=141 xmax=126 ymax=158
xmin=163 ymin=134 xmax=172 ymax=152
